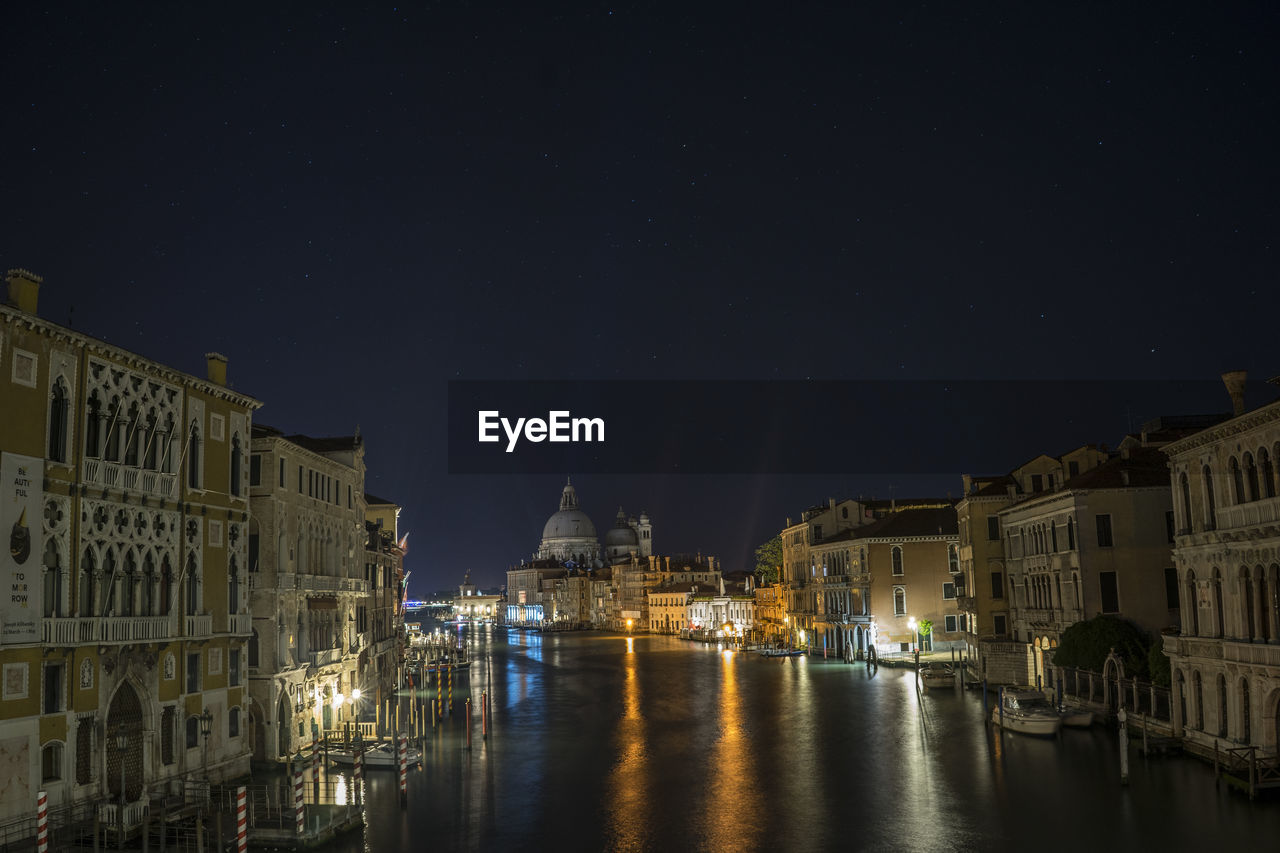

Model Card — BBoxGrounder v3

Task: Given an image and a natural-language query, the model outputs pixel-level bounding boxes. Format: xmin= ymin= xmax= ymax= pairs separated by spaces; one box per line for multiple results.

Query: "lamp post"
xmin=199 ymin=708 xmax=213 ymax=793
xmin=113 ymin=726 xmax=128 ymax=850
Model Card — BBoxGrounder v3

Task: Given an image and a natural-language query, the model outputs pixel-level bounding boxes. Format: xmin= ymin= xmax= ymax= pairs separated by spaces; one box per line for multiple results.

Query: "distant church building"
xmin=507 ymin=479 xmax=653 ymax=624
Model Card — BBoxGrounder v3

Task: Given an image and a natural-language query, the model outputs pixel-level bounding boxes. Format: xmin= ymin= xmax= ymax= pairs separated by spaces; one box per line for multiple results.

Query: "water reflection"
xmin=607 ymin=640 xmax=648 ymax=850
xmin=703 ymin=650 xmax=761 ymax=848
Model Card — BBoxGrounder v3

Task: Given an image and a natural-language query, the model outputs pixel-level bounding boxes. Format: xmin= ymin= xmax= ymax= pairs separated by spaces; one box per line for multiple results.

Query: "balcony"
xmin=42 ymin=615 xmax=174 ymax=645
xmin=310 ymin=648 xmax=342 ymax=668
xmin=185 ymin=614 xmax=212 ymax=638
xmin=956 ymin=595 xmax=977 ymax=612
xmin=83 ymin=459 xmax=177 ymax=500
xmin=1222 ymin=639 xmax=1280 ymax=669
xmin=227 ymin=613 xmax=252 ymax=635
xmin=1217 ymin=497 xmax=1280 ymax=533
xmin=296 ymin=574 xmax=368 ymax=594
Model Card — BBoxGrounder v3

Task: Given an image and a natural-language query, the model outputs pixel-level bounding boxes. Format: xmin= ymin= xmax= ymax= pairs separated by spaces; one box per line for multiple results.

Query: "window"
xmin=987 ymin=517 xmax=1000 ymax=541
xmin=298 ymin=465 xmax=303 ymax=494
xmin=229 ymin=707 xmax=241 ymax=738
xmin=1230 ymin=457 xmax=1245 ymax=503
xmin=1067 ymin=517 xmax=1076 ymax=550
xmin=1095 ymin=514 xmax=1113 ymax=547
xmin=993 ymin=613 xmax=1007 ymax=636
xmin=41 ymin=742 xmax=62 ymax=783
xmin=947 ymin=545 xmax=958 ymax=573
xmin=1031 ymin=474 xmax=1043 ymax=492
xmin=891 ymin=546 xmax=904 ymax=576
xmin=279 ymin=457 xmax=286 ymax=488
xmin=813 ymin=525 xmax=823 ymax=541
xmin=942 ymin=582 xmax=956 ymax=600
xmin=249 ymin=453 xmax=262 ymax=486
xmin=187 ymin=422 xmax=202 ymax=488
xmin=944 ymin=614 xmax=958 ymax=632
xmin=49 ymin=379 xmax=69 ymax=463
xmin=1164 ymin=568 xmax=1179 ymax=610
xmin=249 ymin=630 xmax=259 ymax=668
xmin=186 ymin=653 xmax=201 ymax=693
xmin=186 ymin=716 xmax=199 ymax=749
xmin=1166 ymin=510 xmax=1175 ymax=544
xmin=161 ymin=707 xmax=176 ymax=765
xmin=1068 ymin=460 xmax=1080 ymax=477
xmin=1050 ymin=523 xmax=1058 ymax=552
xmin=893 ymin=586 xmax=906 ymax=615
xmin=43 ymin=663 xmax=64 ymax=714
xmin=1204 ymin=465 xmax=1217 ymax=527
xmin=230 ymin=649 xmax=241 ymax=686
xmin=1099 ymin=571 xmax=1119 ymax=614
xmin=76 ymin=716 xmax=95 ymax=783
xmin=990 ymin=571 xmax=1004 ymax=599
xmin=230 ymin=435 xmax=243 ymax=496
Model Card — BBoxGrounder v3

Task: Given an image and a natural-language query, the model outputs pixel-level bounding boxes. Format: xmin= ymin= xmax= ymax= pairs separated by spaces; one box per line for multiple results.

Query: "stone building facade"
xmin=0 ymin=269 xmax=258 ymax=825
xmin=1163 ymin=380 xmax=1280 ymax=754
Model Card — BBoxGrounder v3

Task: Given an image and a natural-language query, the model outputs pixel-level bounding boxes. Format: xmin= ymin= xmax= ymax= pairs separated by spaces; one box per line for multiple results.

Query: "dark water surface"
xmin=327 ymin=626 xmax=1280 ymax=852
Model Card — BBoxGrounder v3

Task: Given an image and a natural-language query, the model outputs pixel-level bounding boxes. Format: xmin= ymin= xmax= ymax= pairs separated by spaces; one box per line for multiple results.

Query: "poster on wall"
xmin=1 ymin=453 xmax=43 ymax=644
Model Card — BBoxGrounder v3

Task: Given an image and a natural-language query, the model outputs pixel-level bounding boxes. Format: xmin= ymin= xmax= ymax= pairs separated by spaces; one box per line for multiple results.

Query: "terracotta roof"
xmin=365 ymin=492 xmax=396 ymax=506
xmin=1062 ymin=446 xmax=1169 ymax=489
xmin=967 ymin=475 xmax=1015 ymax=498
xmin=851 ymin=507 xmax=958 ymax=540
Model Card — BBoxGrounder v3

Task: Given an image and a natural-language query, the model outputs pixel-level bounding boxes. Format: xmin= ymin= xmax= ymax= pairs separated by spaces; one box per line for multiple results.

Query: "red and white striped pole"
xmin=397 ymin=735 xmax=408 ymax=806
xmin=293 ymin=766 xmax=304 ymax=836
xmin=36 ymin=791 xmax=48 ymax=853
xmin=353 ymin=743 xmax=364 ymax=806
xmin=235 ymin=785 xmax=247 ymax=853
xmin=311 ymin=735 xmax=320 ymax=792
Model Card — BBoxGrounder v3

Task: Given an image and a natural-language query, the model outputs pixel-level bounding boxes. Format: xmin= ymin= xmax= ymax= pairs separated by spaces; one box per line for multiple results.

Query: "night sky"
xmin=3 ymin=3 xmax=1278 ymax=594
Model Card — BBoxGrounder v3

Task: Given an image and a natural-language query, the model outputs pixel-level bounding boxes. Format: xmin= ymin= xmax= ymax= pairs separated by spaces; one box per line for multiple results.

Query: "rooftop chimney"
xmin=1222 ymin=371 xmax=1247 ymax=417
xmin=6 ymin=269 xmax=41 ymax=315
xmin=205 ymin=352 xmax=228 ymax=386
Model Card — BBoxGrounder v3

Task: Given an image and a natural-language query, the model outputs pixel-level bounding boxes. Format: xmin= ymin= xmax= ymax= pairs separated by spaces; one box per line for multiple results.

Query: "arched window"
xmin=143 ymin=411 xmax=158 ymax=470
xmin=893 ymin=586 xmax=906 ymax=615
xmin=41 ymin=742 xmax=63 ymax=783
xmin=1241 ymin=678 xmax=1251 ymax=743
xmin=100 ymin=549 xmax=116 ymax=616
xmin=159 ymin=555 xmax=173 ymax=617
xmin=121 ymin=551 xmax=137 ymax=617
xmin=248 ymin=629 xmax=260 ymax=668
xmin=187 ymin=422 xmax=201 ymax=489
xmin=1185 ymin=570 xmax=1199 ymax=636
xmin=43 ymin=540 xmax=62 ymax=618
xmin=1261 ymin=449 xmax=1276 ymax=499
xmin=1213 ymin=568 xmax=1224 ymax=638
xmin=1204 ymin=466 xmax=1217 ymax=528
xmin=1217 ymin=674 xmax=1228 ymax=738
xmin=1066 ymin=518 xmax=1075 ymax=550
xmin=160 ymin=413 xmax=175 ymax=473
xmin=228 ymin=706 xmax=241 ymax=738
xmin=1180 ymin=473 xmax=1193 ymax=533
xmin=185 ymin=553 xmax=199 ymax=616
xmin=228 ymin=556 xmax=240 ymax=615
xmin=891 ymin=546 xmax=904 ymax=576
xmin=948 ymin=544 xmax=959 ymax=573
xmin=230 ymin=433 xmax=242 ymax=497
xmin=104 ymin=397 xmax=121 ymax=462
xmin=79 ymin=548 xmax=96 ymax=618
xmin=1241 ymin=566 xmax=1255 ymax=641
xmin=124 ymin=402 xmax=140 ymax=467
xmin=142 ymin=553 xmax=155 ymax=616
xmin=1230 ymin=457 xmax=1245 ymax=504
xmin=48 ymin=379 xmax=70 ymax=463
xmin=1193 ymin=671 xmax=1204 ymax=730
xmin=85 ymin=392 xmax=102 ymax=459
xmin=1244 ymin=453 xmax=1259 ymax=503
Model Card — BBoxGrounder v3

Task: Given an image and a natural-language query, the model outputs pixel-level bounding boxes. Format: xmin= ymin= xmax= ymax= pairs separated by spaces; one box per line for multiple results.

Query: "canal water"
xmin=326 ymin=625 xmax=1280 ymax=852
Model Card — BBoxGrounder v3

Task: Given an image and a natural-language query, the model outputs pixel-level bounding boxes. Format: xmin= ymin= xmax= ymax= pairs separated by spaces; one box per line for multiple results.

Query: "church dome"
xmin=604 ymin=508 xmax=638 ymax=549
xmin=541 ymin=479 xmax=597 ymax=541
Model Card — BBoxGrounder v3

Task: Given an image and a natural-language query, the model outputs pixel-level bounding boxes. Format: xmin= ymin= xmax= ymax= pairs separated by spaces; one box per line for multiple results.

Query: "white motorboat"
xmin=327 ymin=741 xmax=421 ymax=769
xmin=991 ymin=690 xmax=1062 ymax=737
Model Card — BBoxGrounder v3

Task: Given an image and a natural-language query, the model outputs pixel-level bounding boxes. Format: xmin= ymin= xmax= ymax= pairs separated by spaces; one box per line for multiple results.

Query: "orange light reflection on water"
xmin=704 ymin=649 xmax=762 ymax=847
xmin=606 ymin=643 xmax=647 ymax=849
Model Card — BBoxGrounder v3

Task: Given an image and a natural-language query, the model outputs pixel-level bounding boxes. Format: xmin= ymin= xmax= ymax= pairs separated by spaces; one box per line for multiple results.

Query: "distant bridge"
xmin=404 ymin=600 xmax=453 ymax=611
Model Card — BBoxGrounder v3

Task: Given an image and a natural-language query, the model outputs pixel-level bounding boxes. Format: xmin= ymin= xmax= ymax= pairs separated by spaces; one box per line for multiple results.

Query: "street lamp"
xmin=113 ymin=726 xmax=128 ymax=849
xmin=199 ymin=708 xmax=213 ymax=796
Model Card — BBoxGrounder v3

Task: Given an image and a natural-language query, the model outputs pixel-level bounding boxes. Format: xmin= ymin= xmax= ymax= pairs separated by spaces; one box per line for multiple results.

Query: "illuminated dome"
xmin=604 ymin=508 xmax=639 ymax=563
xmin=536 ymin=478 xmax=601 ymax=564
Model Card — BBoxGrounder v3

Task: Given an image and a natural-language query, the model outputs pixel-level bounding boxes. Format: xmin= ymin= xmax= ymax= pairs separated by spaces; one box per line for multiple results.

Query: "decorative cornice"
xmin=1 ymin=303 xmax=262 ymax=410
xmin=1164 ymin=400 xmax=1280 ymax=457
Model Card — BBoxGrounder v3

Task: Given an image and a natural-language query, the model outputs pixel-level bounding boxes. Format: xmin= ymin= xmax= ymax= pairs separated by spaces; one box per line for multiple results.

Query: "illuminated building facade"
xmin=246 ymin=427 xmax=369 ymax=762
xmin=1162 ymin=380 xmax=1280 ymax=753
xmin=0 ymin=269 xmax=259 ymax=824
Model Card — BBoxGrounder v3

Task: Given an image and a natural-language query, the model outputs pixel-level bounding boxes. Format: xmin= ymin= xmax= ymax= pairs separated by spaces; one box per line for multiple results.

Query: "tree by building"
xmin=754 ymin=535 xmax=782 ymax=584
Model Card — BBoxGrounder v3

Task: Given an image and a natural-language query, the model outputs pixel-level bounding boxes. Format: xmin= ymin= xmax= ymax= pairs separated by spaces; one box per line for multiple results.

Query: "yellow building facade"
xmin=0 ymin=269 xmax=260 ymax=825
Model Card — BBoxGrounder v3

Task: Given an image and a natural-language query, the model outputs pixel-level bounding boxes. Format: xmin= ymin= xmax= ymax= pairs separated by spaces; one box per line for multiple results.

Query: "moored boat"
xmin=991 ymin=690 xmax=1062 ymax=737
xmin=1059 ymin=706 xmax=1094 ymax=727
xmin=327 ymin=741 xmax=422 ymax=769
xmin=919 ymin=662 xmax=955 ymax=689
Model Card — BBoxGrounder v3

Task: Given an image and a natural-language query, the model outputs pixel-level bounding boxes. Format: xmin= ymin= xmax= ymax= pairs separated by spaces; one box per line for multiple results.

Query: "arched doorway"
xmin=106 ymin=682 xmax=145 ymax=802
xmin=277 ymin=692 xmax=292 ymax=759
